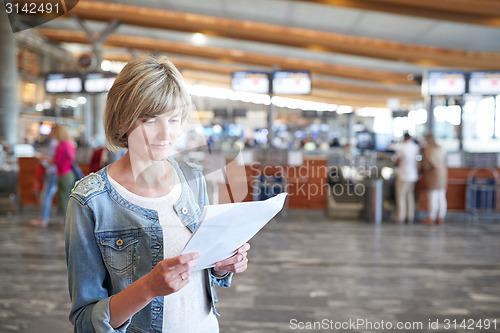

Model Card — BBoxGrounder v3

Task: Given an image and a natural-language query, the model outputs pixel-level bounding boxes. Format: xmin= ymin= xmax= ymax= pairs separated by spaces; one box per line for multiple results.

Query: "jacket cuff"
xmin=210 ymin=269 xmax=233 ymax=288
xmin=92 ymin=297 xmax=131 ymax=333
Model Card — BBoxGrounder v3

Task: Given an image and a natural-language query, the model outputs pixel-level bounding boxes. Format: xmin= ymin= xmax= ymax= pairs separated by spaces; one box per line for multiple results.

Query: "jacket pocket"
xmin=98 ymin=230 xmax=139 ymax=273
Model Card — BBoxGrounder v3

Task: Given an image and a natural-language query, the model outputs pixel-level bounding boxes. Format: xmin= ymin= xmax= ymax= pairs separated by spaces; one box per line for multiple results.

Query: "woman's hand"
xmin=144 ymin=252 xmax=200 ymax=297
xmin=109 ymin=252 xmax=200 ymax=329
xmin=213 ymin=243 xmax=250 ymax=276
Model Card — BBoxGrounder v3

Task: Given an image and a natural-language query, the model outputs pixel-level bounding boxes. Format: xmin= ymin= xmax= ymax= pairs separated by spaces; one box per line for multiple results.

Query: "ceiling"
xmin=22 ymin=0 xmax=500 ymax=109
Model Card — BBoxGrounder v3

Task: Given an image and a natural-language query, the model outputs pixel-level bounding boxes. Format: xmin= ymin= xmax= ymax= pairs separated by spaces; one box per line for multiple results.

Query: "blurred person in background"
xmin=30 ymin=128 xmax=59 ymax=227
xmin=421 ymin=133 xmax=447 ymax=225
xmin=394 ymin=132 xmax=419 ymax=224
xmin=88 ymin=146 xmax=109 ymax=173
xmin=52 ymin=124 xmax=76 ymax=220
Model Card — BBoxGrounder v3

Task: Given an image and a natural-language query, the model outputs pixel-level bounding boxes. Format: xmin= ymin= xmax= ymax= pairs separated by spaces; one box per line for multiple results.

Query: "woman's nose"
xmin=157 ymin=119 xmax=172 ymax=141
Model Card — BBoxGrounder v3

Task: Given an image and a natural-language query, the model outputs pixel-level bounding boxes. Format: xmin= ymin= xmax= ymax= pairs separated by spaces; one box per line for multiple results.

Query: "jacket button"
xmin=116 ymin=239 xmax=124 ymax=246
xmin=181 ymin=208 xmax=188 ymax=214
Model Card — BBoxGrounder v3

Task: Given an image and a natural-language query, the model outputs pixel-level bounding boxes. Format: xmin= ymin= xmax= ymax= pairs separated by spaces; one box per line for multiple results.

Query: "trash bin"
xmin=364 ymin=178 xmax=383 ymax=224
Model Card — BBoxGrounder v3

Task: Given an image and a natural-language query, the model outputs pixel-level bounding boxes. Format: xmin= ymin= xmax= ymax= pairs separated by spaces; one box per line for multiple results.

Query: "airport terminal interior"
xmin=1 ymin=0 xmax=500 ymax=332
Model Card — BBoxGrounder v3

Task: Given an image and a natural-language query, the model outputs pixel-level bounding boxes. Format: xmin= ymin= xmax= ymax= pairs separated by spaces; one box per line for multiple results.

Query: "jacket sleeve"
xmin=210 ymin=269 xmax=234 ymax=288
xmin=65 ymin=196 xmax=131 ymax=333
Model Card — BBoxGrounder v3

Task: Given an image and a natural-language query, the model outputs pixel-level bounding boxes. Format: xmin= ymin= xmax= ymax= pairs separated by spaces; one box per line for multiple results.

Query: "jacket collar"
xmin=96 ymin=158 xmax=197 ymax=230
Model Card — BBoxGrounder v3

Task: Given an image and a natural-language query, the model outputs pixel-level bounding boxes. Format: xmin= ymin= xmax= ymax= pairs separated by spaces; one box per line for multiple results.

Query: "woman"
xmin=50 ymin=124 xmax=76 ymax=220
xmin=394 ymin=133 xmax=419 ymax=224
xmin=65 ymin=55 xmax=249 ymax=332
xmin=421 ymin=133 xmax=447 ymax=225
xmin=30 ymin=129 xmax=59 ymax=227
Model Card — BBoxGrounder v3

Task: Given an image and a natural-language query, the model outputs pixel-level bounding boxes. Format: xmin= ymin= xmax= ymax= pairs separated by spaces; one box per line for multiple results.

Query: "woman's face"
xmin=127 ymin=109 xmax=183 ymax=162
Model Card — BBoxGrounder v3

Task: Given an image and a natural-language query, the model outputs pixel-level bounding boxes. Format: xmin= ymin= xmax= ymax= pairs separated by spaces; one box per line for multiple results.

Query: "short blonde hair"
xmin=104 ymin=55 xmax=192 ymax=152
xmin=52 ymin=124 xmax=71 ymax=141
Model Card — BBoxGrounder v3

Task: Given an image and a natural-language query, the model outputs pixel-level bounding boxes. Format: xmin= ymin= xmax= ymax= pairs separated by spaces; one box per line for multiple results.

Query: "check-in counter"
xmin=417 ymin=167 xmax=500 ymax=212
xmin=216 ymin=155 xmax=329 ymax=209
xmin=17 ymin=157 xmax=89 ymax=207
xmin=286 ymin=157 xmax=328 ymax=209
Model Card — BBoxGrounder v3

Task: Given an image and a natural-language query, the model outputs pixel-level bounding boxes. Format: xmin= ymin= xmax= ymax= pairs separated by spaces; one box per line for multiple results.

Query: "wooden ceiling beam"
xmin=104 ymin=52 xmax=246 ymax=75
xmin=39 ymin=29 xmax=416 ymax=86
xmin=297 ymin=0 xmax=500 ymax=28
xmin=357 ymin=0 xmax=500 ymax=17
xmin=62 ymin=1 xmax=500 ymax=69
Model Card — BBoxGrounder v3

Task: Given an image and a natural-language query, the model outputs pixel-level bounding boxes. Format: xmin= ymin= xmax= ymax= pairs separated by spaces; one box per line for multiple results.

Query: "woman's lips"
xmin=151 ymin=144 xmax=170 ymax=149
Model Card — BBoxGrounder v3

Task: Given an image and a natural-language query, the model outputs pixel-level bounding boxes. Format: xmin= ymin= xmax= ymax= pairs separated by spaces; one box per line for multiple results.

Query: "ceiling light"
xmin=192 ymin=33 xmax=206 ymax=46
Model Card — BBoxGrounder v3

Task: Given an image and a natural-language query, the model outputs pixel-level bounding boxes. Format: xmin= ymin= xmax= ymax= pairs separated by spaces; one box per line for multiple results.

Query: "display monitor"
xmin=45 ymin=73 xmax=83 ymax=93
xmin=392 ymin=110 xmax=409 ymax=118
xmin=233 ymin=108 xmax=247 ymax=117
xmin=213 ymin=108 xmax=227 ymax=117
xmin=425 ymin=71 xmax=466 ymax=96
xmin=322 ymin=111 xmax=337 ymax=118
xmin=469 ymin=72 xmax=500 ymax=95
xmin=302 ymin=110 xmax=318 ymax=118
xmin=356 ymin=131 xmax=375 ymax=151
xmin=231 ymin=72 xmax=270 ymax=94
xmin=272 ymin=71 xmax=311 ymax=95
xmin=84 ymin=72 xmax=117 ymax=93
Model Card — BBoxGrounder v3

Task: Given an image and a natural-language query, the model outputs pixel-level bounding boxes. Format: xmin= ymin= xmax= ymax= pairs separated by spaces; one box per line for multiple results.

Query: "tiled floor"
xmin=1 ymin=209 xmax=500 ymax=332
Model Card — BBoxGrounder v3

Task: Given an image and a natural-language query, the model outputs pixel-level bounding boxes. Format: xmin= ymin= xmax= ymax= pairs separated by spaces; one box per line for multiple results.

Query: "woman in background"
xmin=34 ymin=124 xmax=76 ymax=223
xmin=30 ymin=129 xmax=59 ymax=227
xmin=52 ymin=124 xmax=76 ymax=219
xmin=421 ymin=133 xmax=447 ymax=225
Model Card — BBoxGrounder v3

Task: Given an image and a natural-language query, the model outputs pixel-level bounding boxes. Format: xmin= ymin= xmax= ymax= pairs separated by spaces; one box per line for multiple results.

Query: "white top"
xmin=108 ymin=171 xmax=218 ymax=333
xmin=396 ymin=140 xmax=420 ymax=182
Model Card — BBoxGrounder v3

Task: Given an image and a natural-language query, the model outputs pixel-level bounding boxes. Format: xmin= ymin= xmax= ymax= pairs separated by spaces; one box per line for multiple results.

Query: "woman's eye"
xmin=144 ymin=119 xmax=157 ymax=125
xmin=169 ymin=118 xmax=181 ymax=123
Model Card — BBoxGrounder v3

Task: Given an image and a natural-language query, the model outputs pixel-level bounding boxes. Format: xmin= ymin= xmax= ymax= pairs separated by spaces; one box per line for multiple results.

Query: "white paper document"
xmin=182 ymin=193 xmax=287 ymax=271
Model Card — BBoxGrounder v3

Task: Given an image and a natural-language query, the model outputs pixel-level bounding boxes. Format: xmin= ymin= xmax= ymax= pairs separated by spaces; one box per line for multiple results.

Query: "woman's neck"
xmin=108 ymin=153 xmax=176 ymax=197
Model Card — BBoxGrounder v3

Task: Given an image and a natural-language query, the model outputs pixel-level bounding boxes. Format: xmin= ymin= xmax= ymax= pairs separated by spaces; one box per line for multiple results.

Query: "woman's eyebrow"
xmin=139 ymin=114 xmax=157 ymax=118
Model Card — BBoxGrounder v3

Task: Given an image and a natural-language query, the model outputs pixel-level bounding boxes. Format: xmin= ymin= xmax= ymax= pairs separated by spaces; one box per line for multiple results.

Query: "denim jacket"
xmin=65 ymin=159 xmax=233 ymax=333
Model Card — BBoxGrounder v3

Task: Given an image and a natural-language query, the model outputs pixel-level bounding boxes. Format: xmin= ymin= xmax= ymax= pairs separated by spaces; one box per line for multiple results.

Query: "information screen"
xmin=45 ymin=73 xmax=83 ymax=93
xmin=231 ymin=72 xmax=270 ymax=94
xmin=272 ymin=71 xmax=311 ymax=95
xmin=426 ymin=72 xmax=466 ymax=96
xmin=84 ymin=72 xmax=117 ymax=93
xmin=469 ymin=72 xmax=500 ymax=95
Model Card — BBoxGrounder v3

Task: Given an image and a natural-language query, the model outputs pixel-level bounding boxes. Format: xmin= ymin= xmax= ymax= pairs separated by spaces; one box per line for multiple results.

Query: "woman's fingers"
xmin=237 ymin=243 xmax=251 ymax=253
xmin=214 ymin=245 xmax=250 ymax=274
xmin=149 ymin=252 xmax=200 ymax=295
